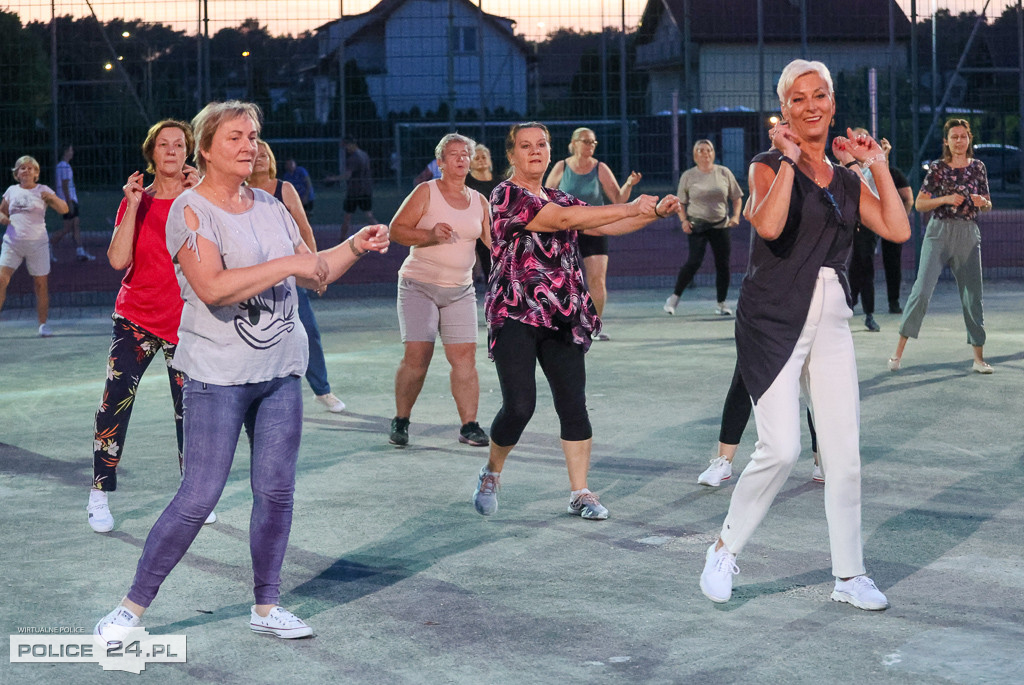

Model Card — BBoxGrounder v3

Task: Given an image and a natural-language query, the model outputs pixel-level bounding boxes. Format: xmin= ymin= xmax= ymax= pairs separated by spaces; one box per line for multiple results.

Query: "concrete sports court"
xmin=2 ymin=281 xmax=1022 ymax=683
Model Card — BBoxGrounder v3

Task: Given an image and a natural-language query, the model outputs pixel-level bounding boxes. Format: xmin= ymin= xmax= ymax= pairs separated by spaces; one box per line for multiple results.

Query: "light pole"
xmin=121 ymin=31 xmax=156 ymax=118
xmin=242 ymin=51 xmax=253 ymax=101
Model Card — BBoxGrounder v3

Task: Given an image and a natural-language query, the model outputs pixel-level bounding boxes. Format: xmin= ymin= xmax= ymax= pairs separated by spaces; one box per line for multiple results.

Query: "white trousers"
xmin=721 ymin=268 xmax=866 ymax=578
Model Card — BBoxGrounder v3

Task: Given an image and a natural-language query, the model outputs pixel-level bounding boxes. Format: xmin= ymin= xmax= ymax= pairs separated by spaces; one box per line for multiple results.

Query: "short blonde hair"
xmin=435 ymin=133 xmax=475 ymax=162
xmin=11 ymin=155 xmax=40 ymax=183
xmin=777 ymin=59 xmax=834 ymax=104
xmin=254 ymin=140 xmax=278 ymax=180
xmin=569 ymin=127 xmax=596 ymax=154
xmin=191 ymin=101 xmax=262 ymax=174
xmin=141 ymin=120 xmax=195 ymax=175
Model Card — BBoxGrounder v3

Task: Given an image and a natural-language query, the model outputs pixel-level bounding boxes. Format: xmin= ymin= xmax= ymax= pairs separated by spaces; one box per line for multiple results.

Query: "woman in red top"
xmin=86 ymin=120 xmax=202 ymax=533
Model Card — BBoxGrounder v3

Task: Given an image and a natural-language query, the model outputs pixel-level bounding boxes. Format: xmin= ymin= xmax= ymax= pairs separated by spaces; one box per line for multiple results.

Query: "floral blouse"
xmin=921 ymin=158 xmax=989 ymax=221
xmin=484 ymin=180 xmax=599 ymax=358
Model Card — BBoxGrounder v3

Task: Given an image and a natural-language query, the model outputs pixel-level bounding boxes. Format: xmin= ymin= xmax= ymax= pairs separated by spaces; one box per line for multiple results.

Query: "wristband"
xmin=779 ymin=155 xmax=797 ymax=168
xmin=348 ymin=236 xmax=367 ymax=257
xmin=844 ymin=160 xmax=859 ymax=169
xmin=654 ymin=206 xmax=666 ymax=219
xmin=861 ymin=153 xmax=887 ymax=169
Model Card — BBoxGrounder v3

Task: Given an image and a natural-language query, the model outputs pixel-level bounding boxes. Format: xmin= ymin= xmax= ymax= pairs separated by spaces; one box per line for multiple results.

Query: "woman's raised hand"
xmin=630 ymin=194 xmax=658 ymax=217
xmin=181 ymin=165 xmax=200 ymax=189
xmin=831 ymin=136 xmax=857 ymax=166
xmin=844 ymin=128 xmax=885 ymax=164
xmin=627 ymin=171 xmax=642 ymax=186
xmin=123 ymin=171 xmax=145 ymax=207
xmin=770 ymin=121 xmax=803 ymax=161
xmin=656 ymin=194 xmax=680 ymax=218
xmin=356 ymin=223 xmax=391 ymax=254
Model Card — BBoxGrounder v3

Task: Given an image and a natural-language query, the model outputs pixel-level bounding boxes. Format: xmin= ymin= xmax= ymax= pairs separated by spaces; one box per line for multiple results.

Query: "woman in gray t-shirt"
xmin=95 ymin=101 xmax=389 ymax=644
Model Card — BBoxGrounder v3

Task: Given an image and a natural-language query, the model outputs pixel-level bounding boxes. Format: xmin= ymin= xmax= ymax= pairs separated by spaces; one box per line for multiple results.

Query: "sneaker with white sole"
xmin=698 ymin=456 xmax=732 ymax=487
xmin=887 ymin=357 xmax=901 ymax=372
xmin=700 ymin=543 xmax=739 ymax=603
xmin=972 ymin=360 xmax=993 ymax=374
xmin=38 ymin=323 xmax=53 ymax=338
xmin=204 ymin=511 xmax=217 ymax=525
xmin=459 ymin=421 xmax=489 ymax=446
xmin=812 ymin=463 xmax=824 ymax=483
xmin=76 ymin=246 xmax=97 ymax=262
xmin=664 ymin=294 xmax=679 ymax=315
xmin=831 ymin=575 xmax=888 ymax=610
xmin=315 ymin=393 xmax=346 ymax=412
xmin=94 ymin=606 xmax=141 ymax=646
xmin=567 ymin=491 xmax=609 ymax=520
xmin=473 ymin=467 xmax=500 ymax=516
xmin=716 ymin=302 xmax=733 ymax=316
xmin=249 ymin=606 xmax=313 ymax=638
xmin=87 ymin=489 xmax=114 ymax=532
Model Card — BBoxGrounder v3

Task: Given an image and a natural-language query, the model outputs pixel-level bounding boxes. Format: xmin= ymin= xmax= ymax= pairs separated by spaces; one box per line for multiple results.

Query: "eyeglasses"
xmin=577 ymin=139 xmax=598 ymax=146
xmin=821 ymin=187 xmax=844 ymax=224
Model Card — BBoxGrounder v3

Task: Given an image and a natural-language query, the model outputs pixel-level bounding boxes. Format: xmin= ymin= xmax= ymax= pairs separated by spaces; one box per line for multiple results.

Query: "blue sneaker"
xmin=473 ymin=467 xmax=500 ymax=516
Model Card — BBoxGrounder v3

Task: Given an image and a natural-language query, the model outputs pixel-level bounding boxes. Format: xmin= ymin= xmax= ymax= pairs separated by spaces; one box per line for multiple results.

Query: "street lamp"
xmin=242 ymin=51 xmax=253 ymax=100
xmin=121 ymin=31 xmax=157 ymax=116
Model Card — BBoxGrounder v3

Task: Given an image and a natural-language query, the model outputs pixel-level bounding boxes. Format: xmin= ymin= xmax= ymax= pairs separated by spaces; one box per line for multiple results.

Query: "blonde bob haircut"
xmin=569 ymin=127 xmax=596 ymax=153
xmin=776 ymin=59 xmax=834 ymax=104
xmin=255 ymin=139 xmax=278 ymax=180
xmin=141 ymin=119 xmax=195 ymax=175
xmin=11 ymin=155 xmax=40 ymax=183
xmin=191 ymin=100 xmax=263 ymax=174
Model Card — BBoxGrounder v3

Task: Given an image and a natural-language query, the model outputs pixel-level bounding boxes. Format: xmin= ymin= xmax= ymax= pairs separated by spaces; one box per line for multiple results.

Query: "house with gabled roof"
xmin=634 ymin=0 xmax=912 ymax=114
xmin=314 ymin=0 xmax=529 ymax=118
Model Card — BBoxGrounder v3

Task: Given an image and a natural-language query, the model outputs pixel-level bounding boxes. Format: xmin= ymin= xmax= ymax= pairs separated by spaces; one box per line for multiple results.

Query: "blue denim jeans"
xmin=297 ymin=287 xmax=331 ymax=396
xmin=127 ymin=375 xmax=303 ymax=608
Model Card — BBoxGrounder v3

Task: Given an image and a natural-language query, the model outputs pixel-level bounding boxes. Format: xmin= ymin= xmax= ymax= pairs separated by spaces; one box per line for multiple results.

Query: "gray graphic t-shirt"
xmin=166 ymin=187 xmax=308 ymax=385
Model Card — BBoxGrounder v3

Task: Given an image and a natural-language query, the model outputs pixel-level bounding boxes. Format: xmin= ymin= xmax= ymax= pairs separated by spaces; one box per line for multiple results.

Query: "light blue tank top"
xmin=558 ymin=161 xmax=604 ymax=206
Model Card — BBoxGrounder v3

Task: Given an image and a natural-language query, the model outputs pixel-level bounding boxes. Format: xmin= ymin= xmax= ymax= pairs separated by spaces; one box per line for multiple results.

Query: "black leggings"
xmin=674 ymin=228 xmax=731 ymax=303
xmin=719 ymin=364 xmax=817 ymax=452
xmin=490 ymin=319 xmax=592 ymax=445
xmin=849 ymin=226 xmax=878 ymax=315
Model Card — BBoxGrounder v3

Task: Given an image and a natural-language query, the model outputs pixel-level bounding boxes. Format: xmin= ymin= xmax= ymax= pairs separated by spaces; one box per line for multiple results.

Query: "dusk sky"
xmin=9 ymin=1 xmax=1012 ymax=40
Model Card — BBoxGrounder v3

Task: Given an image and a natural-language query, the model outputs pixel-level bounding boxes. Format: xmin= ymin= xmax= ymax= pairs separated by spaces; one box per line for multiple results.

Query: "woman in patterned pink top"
xmin=472 ymin=122 xmax=678 ymax=521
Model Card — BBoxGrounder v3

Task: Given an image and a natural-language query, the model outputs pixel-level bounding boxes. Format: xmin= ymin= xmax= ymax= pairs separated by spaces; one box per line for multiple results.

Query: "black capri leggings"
xmin=490 ymin=319 xmax=592 ymax=445
xmin=719 ymin=363 xmax=817 ymax=452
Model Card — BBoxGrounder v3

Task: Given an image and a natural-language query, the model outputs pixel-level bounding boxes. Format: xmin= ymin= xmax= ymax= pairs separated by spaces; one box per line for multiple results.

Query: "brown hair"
xmin=503 ymin=121 xmax=550 ymax=178
xmin=141 ymin=119 xmax=195 ymax=175
xmin=942 ymin=118 xmax=974 ymax=162
xmin=191 ymin=101 xmax=263 ymax=174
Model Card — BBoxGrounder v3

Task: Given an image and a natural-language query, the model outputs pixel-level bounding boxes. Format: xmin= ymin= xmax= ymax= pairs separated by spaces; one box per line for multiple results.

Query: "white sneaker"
xmin=887 ymin=357 xmax=901 ymax=372
xmin=250 ymin=606 xmax=313 ymax=639
xmin=715 ymin=302 xmax=733 ymax=316
xmin=94 ymin=606 xmax=141 ymax=646
xmin=831 ymin=575 xmax=889 ymax=610
xmin=812 ymin=463 xmax=824 ymax=483
xmin=204 ymin=511 xmax=217 ymax=525
xmin=698 ymin=456 xmax=732 ymax=487
xmin=972 ymin=360 xmax=994 ymax=374
xmin=315 ymin=393 xmax=346 ymax=412
xmin=87 ymin=490 xmax=114 ymax=532
xmin=664 ymin=294 xmax=679 ymax=315
xmin=76 ymin=246 xmax=97 ymax=261
xmin=38 ymin=323 xmax=53 ymax=338
xmin=700 ymin=543 xmax=739 ymax=603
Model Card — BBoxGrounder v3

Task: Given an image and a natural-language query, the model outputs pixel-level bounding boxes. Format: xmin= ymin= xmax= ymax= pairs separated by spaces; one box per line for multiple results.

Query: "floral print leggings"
xmin=92 ymin=316 xmax=184 ymax=491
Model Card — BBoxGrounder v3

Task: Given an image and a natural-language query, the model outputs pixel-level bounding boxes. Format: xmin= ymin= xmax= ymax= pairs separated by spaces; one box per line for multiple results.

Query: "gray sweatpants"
xmin=898 ymin=217 xmax=985 ymax=346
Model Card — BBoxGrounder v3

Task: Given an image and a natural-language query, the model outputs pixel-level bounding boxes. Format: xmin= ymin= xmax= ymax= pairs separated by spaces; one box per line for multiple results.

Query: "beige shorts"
xmin=0 ymin=237 xmax=51 ymax=276
xmin=397 ymin=277 xmax=479 ymax=344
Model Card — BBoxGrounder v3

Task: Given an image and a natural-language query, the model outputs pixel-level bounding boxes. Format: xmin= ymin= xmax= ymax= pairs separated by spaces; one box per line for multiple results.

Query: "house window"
xmin=449 ymin=26 xmax=478 ymax=54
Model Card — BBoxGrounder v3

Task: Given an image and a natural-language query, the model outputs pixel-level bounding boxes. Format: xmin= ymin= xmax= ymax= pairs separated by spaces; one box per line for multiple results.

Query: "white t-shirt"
xmin=2 ymin=183 xmax=55 ymax=242
xmin=56 ymin=161 xmax=77 ymax=203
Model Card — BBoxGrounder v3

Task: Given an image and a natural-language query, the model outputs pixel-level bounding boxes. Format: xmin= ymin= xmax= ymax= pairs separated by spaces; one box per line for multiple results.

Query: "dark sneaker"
xmin=459 ymin=421 xmax=489 ymax=446
xmin=473 ymin=467 xmax=500 ymax=516
xmin=567 ymin=491 xmax=609 ymax=520
xmin=864 ymin=314 xmax=881 ymax=332
xmin=389 ymin=416 xmax=410 ymax=446
xmin=888 ymin=301 xmax=903 ymax=314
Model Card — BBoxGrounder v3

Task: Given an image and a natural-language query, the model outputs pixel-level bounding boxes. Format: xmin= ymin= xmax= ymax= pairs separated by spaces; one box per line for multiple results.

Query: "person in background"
xmin=888 ymin=118 xmax=993 ymax=373
xmin=414 ymin=158 xmax=442 ymax=186
xmin=49 ymin=143 xmax=96 ymax=261
xmin=87 ymin=120 xmax=210 ymax=533
xmin=545 ymin=127 xmax=641 ymax=340
xmin=387 ymin=133 xmax=491 ymax=448
xmin=281 ymin=158 xmax=314 ymax=216
xmin=0 ymin=155 xmax=68 ymax=336
xmin=247 ymin=139 xmax=347 ymax=413
xmin=664 ymin=139 xmax=742 ymax=317
xmin=465 ymin=143 xmax=498 ymax=278
xmin=341 ymin=138 xmax=379 ymax=240
xmin=878 ymin=138 xmax=914 ymax=314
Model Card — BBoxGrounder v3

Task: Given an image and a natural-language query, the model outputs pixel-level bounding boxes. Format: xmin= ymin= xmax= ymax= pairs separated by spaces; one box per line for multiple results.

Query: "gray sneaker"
xmin=473 ymin=467 xmax=500 ymax=516
xmin=567 ymin=491 xmax=609 ymax=520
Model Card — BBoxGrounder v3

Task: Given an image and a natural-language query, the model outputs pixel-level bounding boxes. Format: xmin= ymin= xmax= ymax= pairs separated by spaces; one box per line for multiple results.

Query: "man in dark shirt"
xmin=341 ymin=138 xmax=378 ymax=239
xmin=282 ymin=158 xmax=314 ymax=216
xmin=880 ymin=138 xmax=914 ymax=313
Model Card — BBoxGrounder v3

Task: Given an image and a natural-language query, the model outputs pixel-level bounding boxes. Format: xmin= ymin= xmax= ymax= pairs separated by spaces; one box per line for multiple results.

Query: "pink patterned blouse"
xmin=484 ymin=180 xmax=600 ymax=358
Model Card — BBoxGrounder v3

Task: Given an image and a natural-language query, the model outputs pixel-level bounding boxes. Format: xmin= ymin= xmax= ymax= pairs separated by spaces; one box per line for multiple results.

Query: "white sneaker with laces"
xmin=94 ymin=606 xmax=141 ymax=646
xmin=698 ymin=456 xmax=732 ymax=487
xmin=38 ymin=323 xmax=53 ymax=338
xmin=716 ymin=302 xmax=733 ymax=316
xmin=250 ymin=606 xmax=313 ymax=638
xmin=664 ymin=294 xmax=679 ymax=315
xmin=315 ymin=393 xmax=346 ymax=412
xmin=700 ymin=543 xmax=739 ymax=603
xmin=812 ymin=463 xmax=824 ymax=483
xmin=831 ymin=575 xmax=888 ymax=610
xmin=87 ymin=489 xmax=114 ymax=532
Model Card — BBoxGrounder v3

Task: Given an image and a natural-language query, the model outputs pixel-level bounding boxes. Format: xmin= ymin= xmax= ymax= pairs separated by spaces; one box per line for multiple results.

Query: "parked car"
xmin=922 ymin=143 xmax=1021 ymax=190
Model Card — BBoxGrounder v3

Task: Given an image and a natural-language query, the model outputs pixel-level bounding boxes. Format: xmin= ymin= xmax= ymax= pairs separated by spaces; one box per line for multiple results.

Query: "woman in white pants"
xmin=699 ymin=60 xmax=910 ymax=610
